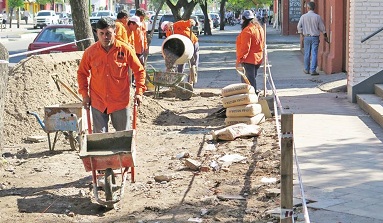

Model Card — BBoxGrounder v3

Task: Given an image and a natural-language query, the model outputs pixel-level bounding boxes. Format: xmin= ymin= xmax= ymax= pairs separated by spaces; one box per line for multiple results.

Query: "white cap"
xmin=243 ymin=10 xmax=255 ymax=20
xmin=161 ymin=21 xmax=169 ymax=30
xmin=129 ymin=16 xmax=142 ymax=26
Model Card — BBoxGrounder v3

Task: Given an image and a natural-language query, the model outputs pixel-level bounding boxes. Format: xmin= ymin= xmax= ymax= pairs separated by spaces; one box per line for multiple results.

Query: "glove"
xmin=135 ymin=94 xmax=143 ymax=106
xmin=190 ymin=19 xmax=196 ymax=26
xmin=82 ymin=96 xmax=90 ymax=109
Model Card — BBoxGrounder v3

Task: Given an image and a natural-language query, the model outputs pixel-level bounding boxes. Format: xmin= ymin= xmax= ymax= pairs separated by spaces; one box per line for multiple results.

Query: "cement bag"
xmin=225 ymin=113 xmax=265 ymax=126
xmin=210 ymin=123 xmax=262 ymax=141
xmin=222 ymin=93 xmax=258 ymax=108
xmin=226 ymin=104 xmax=262 ymax=117
xmin=221 ymin=83 xmax=255 ymax=97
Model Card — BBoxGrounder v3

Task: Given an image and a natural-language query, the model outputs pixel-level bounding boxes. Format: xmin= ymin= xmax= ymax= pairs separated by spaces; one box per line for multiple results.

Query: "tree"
xmin=165 ymin=0 xmax=197 ymax=21
xmin=7 ymin=0 xmax=24 ymax=28
xmin=69 ymin=0 xmax=95 ymax=50
xmin=197 ymin=0 xmax=212 ymax=35
xmin=219 ymin=0 xmax=227 ymax=30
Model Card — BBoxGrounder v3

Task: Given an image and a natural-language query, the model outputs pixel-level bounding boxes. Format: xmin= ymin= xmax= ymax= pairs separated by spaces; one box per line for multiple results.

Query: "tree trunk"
xmin=166 ymin=0 xmax=196 ymax=21
xmin=0 ymin=43 xmax=9 ymax=150
xmin=199 ymin=0 xmax=211 ymax=35
xmin=219 ymin=0 xmax=227 ymax=31
xmin=69 ymin=0 xmax=95 ymax=50
xmin=145 ymin=0 xmax=166 ymax=67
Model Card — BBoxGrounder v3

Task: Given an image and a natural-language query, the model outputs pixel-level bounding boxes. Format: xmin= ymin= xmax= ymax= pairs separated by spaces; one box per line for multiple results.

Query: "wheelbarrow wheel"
xmin=68 ymin=131 xmax=79 ymax=151
xmin=175 ymin=82 xmax=193 ymax=100
xmin=104 ymin=168 xmax=115 ymax=208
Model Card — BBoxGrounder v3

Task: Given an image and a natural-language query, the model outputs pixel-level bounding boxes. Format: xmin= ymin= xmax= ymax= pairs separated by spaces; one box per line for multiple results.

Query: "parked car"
xmin=57 ymin=12 xmax=70 ymax=24
xmin=27 ymin=24 xmax=77 ymax=56
xmin=89 ymin=10 xmax=116 ymax=25
xmin=147 ymin=14 xmax=163 ymax=32
xmin=193 ymin=13 xmax=213 ymax=31
xmin=158 ymin=14 xmax=175 ymax=39
xmin=33 ymin=10 xmax=59 ymax=29
xmin=209 ymin=12 xmax=220 ymax=28
xmin=191 ymin=15 xmax=202 ymax=36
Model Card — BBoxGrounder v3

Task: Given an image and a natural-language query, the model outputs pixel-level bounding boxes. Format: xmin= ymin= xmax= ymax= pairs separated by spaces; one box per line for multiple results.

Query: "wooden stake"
xmin=280 ymin=113 xmax=293 ymax=223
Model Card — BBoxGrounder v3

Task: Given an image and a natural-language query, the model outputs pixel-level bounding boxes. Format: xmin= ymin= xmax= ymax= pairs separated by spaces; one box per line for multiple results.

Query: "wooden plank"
xmin=280 ymin=113 xmax=293 ymax=223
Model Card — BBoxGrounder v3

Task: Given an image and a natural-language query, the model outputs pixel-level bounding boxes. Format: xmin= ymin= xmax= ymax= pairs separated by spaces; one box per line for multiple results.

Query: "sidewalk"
xmin=199 ymin=24 xmax=383 ymax=222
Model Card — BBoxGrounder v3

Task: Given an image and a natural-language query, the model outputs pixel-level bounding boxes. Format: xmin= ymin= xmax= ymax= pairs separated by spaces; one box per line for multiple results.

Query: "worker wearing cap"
xmin=77 ymin=17 xmax=146 ymax=133
xmin=236 ymin=10 xmax=264 ymax=91
xmin=161 ymin=19 xmax=199 ymax=74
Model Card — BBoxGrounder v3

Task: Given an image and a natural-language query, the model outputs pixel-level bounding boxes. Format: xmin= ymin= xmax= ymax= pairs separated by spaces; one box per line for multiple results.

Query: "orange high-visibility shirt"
xmin=115 ymin=19 xmax=129 ymax=43
xmin=77 ymin=40 xmax=146 ymax=114
xmin=124 ymin=24 xmax=135 ymax=49
xmin=236 ymin=23 xmax=264 ymax=65
xmin=133 ymin=21 xmax=147 ymax=54
xmin=166 ymin=19 xmax=198 ymax=44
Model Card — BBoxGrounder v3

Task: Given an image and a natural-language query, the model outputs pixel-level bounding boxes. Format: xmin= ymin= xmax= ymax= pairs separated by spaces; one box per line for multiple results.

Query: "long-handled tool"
xmin=235 ymin=66 xmax=251 ymax=85
xmin=188 ymin=24 xmax=198 ymax=85
xmin=51 ymin=74 xmax=82 ymax=102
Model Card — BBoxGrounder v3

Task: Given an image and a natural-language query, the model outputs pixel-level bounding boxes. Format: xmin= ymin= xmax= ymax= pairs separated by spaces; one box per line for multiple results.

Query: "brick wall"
xmin=348 ymin=0 xmax=383 ymax=100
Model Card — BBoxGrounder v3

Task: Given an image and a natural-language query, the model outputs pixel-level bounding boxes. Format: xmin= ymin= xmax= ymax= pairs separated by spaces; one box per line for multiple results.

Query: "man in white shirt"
xmin=297 ymin=2 xmax=328 ymax=75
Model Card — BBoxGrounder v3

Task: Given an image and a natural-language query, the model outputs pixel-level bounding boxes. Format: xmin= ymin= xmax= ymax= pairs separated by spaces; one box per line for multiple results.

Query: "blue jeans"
xmin=303 ymin=36 xmax=319 ymax=73
xmin=91 ymin=107 xmax=130 ymax=133
xmin=242 ymin=63 xmax=261 ymax=90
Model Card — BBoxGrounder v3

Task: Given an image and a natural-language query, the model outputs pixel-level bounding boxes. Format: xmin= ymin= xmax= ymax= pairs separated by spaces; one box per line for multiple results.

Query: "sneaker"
xmin=303 ymin=69 xmax=309 ymax=74
xmin=310 ymin=71 xmax=319 ymax=75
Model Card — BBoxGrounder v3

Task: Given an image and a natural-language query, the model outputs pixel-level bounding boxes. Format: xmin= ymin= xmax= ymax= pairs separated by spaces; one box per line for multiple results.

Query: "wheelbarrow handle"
xmin=86 ymin=108 xmax=92 ymax=134
xmin=132 ymin=102 xmax=138 ymax=130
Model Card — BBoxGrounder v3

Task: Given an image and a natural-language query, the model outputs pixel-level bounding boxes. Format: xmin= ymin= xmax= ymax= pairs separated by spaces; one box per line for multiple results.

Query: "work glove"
xmin=135 ymin=94 xmax=143 ymax=106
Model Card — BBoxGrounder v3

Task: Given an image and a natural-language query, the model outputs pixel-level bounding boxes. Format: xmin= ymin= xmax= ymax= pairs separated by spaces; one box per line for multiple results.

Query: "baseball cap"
xmin=161 ymin=21 xmax=169 ymax=30
xmin=129 ymin=16 xmax=142 ymax=26
xmin=243 ymin=10 xmax=255 ymax=20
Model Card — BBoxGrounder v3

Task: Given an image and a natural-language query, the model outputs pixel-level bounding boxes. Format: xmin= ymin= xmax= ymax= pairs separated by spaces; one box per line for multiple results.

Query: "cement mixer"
xmin=145 ymin=34 xmax=196 ymax=100
xmin=161 ymin=34 xmax=198 ymax=85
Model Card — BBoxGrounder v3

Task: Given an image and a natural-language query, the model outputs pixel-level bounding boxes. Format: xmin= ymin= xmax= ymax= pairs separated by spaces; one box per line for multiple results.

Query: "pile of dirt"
xmin=4 ymin=53 xmax=83 ymax=144
xmin=3 ymin=53 xmax=174 ymax=145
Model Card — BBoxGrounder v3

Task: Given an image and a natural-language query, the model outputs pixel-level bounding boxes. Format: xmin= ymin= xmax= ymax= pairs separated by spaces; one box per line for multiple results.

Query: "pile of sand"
xmin=3 ymin=52 xmax=165 ymax=144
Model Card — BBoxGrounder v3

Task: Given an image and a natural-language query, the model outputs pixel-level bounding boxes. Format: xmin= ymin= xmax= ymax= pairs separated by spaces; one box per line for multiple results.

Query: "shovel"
xmin=51 ymin=74 xmax=82 ymax=102
xmin=235 ymin=66 xmax=272 ymax=118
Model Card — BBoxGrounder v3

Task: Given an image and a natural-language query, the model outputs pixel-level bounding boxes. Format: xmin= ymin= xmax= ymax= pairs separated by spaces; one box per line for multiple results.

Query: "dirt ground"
xmin=0 ymin=53 xmax=280 ymax=222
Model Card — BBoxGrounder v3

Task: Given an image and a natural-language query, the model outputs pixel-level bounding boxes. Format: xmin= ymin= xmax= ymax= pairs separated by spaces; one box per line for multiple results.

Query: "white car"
xmin=33 ymin=10 xmax=59 ymax=29
xmin=90 ymin=10 xmax=116 ymax=25
xmin=147 ymin=14 xmax=162 ymax=32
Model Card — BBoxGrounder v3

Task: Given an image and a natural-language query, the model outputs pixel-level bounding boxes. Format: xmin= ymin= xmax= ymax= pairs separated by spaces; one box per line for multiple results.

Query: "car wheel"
xmin=33 ymin=25 xmax=37 ymax=29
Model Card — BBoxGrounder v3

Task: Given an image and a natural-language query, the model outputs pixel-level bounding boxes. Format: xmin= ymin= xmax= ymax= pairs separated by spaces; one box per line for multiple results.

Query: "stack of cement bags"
xmin=221 ymin=83 xmax=265 ymax=126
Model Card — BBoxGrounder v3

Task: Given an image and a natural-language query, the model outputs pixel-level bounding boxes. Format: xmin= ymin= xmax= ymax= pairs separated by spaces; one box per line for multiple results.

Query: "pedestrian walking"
xmin=22 ymin=10 xmax=31 ymax=25
xmin=236 ymin=10 xmax=264 ymax=91
xmin=77 ymin=17 xmax=146 ymax=133
xmin=297 ymin=2 xmax=328 ymax=75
